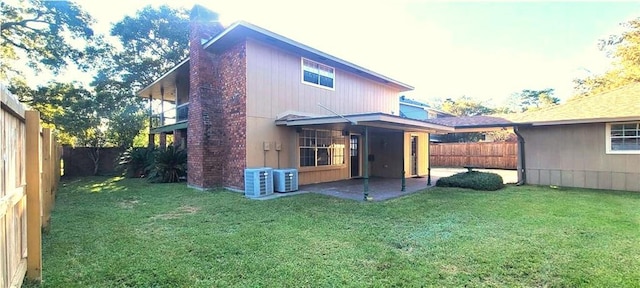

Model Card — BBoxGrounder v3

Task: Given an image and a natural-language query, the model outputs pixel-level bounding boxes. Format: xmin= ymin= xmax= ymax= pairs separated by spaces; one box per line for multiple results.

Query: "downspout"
xmin=514 ymin=126 xmax=526 ymax=185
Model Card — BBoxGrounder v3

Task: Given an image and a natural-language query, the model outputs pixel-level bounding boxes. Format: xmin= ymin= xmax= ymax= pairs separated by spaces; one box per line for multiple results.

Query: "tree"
xmin=95 ymin=5 xmax=190 ymax=94
xmin=0 ymin=0 xmax=94 ymax=79
xmin=10 ymin=80 xmax=145 ymax=174
xmin=440 ymin=96 xmax=495 ymax=117
xmin=509 ymin=88 xmax=559 ymax=112
xmin=438 ymin=96 xmax=495 ymax=142
xmin=574 ymin=17 xmax=640 ymax=98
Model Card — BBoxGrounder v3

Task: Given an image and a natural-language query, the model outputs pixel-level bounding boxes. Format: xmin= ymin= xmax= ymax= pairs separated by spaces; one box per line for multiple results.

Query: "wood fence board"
xmin=430 ymin=142 xmax=518 ymax=169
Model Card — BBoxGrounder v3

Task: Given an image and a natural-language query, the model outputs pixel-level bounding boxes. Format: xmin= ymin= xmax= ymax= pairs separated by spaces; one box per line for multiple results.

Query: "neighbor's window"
xmin=302 ymin=58 xmax=335 ymax=89
xmin=299 ymin=129 xmax=345 ymax=167
xmin=607 ymin=122 xmax=640 ymax=153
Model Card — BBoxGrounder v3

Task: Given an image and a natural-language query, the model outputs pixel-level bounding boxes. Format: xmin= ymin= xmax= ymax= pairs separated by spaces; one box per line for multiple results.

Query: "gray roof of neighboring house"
xmin=400 ymin=95 xmax=430 ymax=107
xmin=425 ymin=83 xmax=640 ymax=130
xmin=399 ymin=96 xmax=453 ymax=116
xmin=139 ymin=21 xmax=414 ymax=99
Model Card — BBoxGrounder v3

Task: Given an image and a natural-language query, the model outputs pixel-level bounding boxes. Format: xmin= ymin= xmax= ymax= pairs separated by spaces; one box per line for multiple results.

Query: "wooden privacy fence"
xmin=1 ymin=85 xmax=60 ymax=287
xmin=430 ymin=142 xmax=518 ymax=169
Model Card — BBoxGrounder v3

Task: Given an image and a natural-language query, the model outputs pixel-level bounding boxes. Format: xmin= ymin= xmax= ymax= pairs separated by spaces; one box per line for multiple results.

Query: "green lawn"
xmin=29 ymin=177 xmax=640 ymax=287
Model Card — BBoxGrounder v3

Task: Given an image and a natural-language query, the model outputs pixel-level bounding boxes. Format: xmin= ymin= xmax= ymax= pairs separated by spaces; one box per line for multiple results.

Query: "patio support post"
xmin=401 ymin=133 xmax=406 ymax=192
xmin=427 ymin=140 xmax=431 ymax=186
xmin=363 ymin=126 xmax=369 ymax=200
xmin=148 ymin=94 xmax=155 ymax=148
xmin=160 ymin=86 xmax=165 ymax=126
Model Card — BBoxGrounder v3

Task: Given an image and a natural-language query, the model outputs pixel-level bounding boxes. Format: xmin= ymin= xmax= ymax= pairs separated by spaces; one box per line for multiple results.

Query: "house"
xmin=426 ymin=84 xmax=640 ymax=192
xmin=398 ymin=96 xmax=453 ymax=142
xmin=138 ymin=5 xmax=452 ymax=191
xmin=399 ymin=95 xmax=452 ymax=121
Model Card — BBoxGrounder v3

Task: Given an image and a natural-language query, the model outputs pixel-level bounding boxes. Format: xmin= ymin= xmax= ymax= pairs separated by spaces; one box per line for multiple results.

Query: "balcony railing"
xmin=151 ymin=102 xmax=189 ymax=128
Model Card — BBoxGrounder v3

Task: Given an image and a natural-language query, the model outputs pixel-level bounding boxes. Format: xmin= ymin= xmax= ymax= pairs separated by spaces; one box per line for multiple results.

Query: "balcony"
xmin=150 ymin=102 xmax=189 ymax=133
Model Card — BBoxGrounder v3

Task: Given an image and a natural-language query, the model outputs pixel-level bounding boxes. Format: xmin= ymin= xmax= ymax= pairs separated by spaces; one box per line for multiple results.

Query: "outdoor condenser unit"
xmin=244 ymin=168 xmax=274 ymax=198
xmin=273 ymin=169 xmax=298 ymax=192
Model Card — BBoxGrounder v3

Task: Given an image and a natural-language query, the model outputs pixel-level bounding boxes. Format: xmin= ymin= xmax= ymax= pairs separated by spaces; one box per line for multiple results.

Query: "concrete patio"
xmin=299 ymin=176 xmax=435 ymax=201
xmin=297 ymin=168 xmax=517 ymax=201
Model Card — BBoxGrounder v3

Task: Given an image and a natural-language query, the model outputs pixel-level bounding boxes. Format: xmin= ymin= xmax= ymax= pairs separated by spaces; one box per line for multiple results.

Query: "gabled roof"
xmin=138 ymin=21 xmax=414 ymax=99
xmin=426 ymin=83 xmax=640 ymax=131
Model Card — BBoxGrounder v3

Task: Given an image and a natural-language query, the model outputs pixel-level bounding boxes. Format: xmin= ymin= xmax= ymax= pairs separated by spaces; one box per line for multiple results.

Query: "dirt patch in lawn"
xmin=117 ymin=199 xmax=139 ymax=209
xmin=151 ymin=205 xmax=200 ymax=220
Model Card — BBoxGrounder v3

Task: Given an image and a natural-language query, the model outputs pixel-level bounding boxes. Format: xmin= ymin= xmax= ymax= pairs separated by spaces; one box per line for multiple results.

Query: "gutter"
xmin=513 ymin=126 xmax=526 ymax=185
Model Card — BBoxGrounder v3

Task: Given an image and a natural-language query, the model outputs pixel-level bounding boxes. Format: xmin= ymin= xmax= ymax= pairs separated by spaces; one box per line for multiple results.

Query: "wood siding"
xmin=430 ymin=142 xmax=518 ymax=169
xmin=244 ymin=39 xmax=406 ymax=184
xmin=245 ymin=39 xmax=401 ymax=119
xmin=520 ymin=123 xmax=640 ymax=191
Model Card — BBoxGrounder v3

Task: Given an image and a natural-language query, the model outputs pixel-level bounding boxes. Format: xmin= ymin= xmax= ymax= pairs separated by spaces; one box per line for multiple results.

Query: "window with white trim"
xmin=299 ymin=129 xmax=345 ymax=167
xmin=302 ymin=58 xmax=335 ymax=89
xmin=607 ymin=122 xmax=640 ymax=153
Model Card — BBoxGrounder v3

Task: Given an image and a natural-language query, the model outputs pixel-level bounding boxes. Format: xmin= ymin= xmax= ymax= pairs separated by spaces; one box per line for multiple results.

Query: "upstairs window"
xmin=607 ymin=122 xmax=640 ymax=154
xmin=302 ymin=58 xmax=334 ymax=89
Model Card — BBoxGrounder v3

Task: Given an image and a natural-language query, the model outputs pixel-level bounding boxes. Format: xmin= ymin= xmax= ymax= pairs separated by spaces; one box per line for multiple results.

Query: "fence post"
xmin=25 ymin=110 xmax=42 ymax=282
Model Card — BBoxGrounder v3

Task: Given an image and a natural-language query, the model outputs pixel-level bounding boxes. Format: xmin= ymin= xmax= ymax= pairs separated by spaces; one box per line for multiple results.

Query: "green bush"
xmin=118 ymin=147 xmax=156 ymax=178
xmin=147 ymin=145 xmax=187 ymax=183
xmin=436 ymin=171 xmax=505 ymax=191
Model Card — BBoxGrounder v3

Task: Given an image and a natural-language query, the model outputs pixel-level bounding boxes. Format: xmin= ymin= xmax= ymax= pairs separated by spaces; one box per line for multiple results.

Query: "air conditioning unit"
xmin=273 ymin=169 xmax=298 ymax=192
xmin=244 ymin=168 xmax=274 ymax=198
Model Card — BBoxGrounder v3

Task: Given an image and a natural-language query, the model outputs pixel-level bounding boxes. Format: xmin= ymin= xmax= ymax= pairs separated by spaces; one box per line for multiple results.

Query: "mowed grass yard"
xmin=30 ymin=177 xmax=640 ymax=287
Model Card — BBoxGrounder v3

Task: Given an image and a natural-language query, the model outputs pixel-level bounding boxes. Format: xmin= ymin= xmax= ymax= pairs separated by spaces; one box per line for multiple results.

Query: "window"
xmin=302 ymin=58 xmax=335 ymax=89
xmin=299 ymin=129 xmax=345 ymax=167
xmin=607 ymin=122 xmax=640 ymax=154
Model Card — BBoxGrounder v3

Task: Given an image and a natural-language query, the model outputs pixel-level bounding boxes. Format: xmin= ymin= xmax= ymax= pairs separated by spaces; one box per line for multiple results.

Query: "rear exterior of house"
xmin=519 ymin=122 xmax=640 ymax=191
xmin=138 ymin=6 xmax=449 ymax=191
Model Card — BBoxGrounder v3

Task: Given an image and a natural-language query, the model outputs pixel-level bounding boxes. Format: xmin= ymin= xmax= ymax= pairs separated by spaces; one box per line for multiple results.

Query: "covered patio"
xmin=276 ymin=112 xmax=453 ymax=200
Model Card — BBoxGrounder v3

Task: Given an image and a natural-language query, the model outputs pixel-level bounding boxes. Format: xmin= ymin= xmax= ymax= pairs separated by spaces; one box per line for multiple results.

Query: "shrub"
xmin=147 ymin=145 xmax=187 ymax=183
xmin=436 ymin=171 xmax=504 ymax=191
xmin=118 ymin=147 xmax=155 ymax=178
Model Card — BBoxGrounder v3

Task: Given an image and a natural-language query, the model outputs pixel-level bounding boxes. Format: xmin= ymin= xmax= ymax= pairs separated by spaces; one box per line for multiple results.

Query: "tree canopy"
xmin=0 ymin=0 xmax=95 ymax=79
xmin=5 ymin=4 xmax=189 ymax=149
xmin=96 ymin=5 xmax=190 ymax=93
xmin=440 ymin=96 xmax=495 ymax=117
xmin=509 ymin=88 xmax=559 ymax=112
xmin=574 ymin=17 xmax=640 ymax=98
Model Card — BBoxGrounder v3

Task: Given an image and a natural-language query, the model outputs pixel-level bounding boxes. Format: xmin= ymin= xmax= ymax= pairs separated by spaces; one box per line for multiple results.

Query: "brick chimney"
xmin=187 ymin=5 xmax=225 ymax=189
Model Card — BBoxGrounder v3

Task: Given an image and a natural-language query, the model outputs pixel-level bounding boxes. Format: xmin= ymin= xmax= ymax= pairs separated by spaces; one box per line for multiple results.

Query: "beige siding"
xmin=245 ymin=39 xmax=400 ymax=118
xmin=521 ymin=123 xmax=640 ymax=192
xmin=245 ymin=39 xmax=405 ymax=185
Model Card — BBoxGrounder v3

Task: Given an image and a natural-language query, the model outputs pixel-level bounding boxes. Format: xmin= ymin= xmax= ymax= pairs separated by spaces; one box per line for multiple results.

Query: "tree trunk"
xmin=88 ymin=147 xmax=101 ymax=175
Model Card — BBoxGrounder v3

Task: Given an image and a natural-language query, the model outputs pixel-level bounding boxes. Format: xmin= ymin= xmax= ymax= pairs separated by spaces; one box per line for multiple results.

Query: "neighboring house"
xmin=138 ymin=5 xmax=452 ymax=190
xmin=426 ymin=84 xmax=640 ymax=192
xmin=399 ymin=96 xmax=453 ymax=142
xmin=399 ymin=95 xmax=452 ymax=120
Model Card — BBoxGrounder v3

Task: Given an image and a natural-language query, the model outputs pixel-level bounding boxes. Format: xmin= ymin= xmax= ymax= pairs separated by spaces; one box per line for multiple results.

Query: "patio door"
xmin=350 ymin=135 xmax=360 ymax=177
xmin=411 ymin=136 xmax=418 ymax=176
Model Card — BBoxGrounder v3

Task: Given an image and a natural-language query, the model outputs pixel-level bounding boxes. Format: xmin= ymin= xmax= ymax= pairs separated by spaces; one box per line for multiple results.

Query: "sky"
xmin=69 ymin=0 xmax=640 ymax=107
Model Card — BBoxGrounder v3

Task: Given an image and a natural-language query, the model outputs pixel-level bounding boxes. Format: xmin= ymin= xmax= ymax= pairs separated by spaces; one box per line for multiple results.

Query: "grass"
xmin=28 ymin=177 xmax=640 ymax=287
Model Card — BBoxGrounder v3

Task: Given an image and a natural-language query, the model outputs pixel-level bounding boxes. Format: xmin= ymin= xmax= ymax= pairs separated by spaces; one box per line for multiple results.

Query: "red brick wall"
xmin=187 ymin=6 xmax=247 ymax=190
xmin=187 ymin=7 xmax=225 ymax=189
xmin=218 ymin=43 xmax=247 ymax=189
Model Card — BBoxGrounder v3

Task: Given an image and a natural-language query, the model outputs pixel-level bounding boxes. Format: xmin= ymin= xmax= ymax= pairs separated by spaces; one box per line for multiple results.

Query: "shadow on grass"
xmin=61 ymin=176 xmax=128 ymax=194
